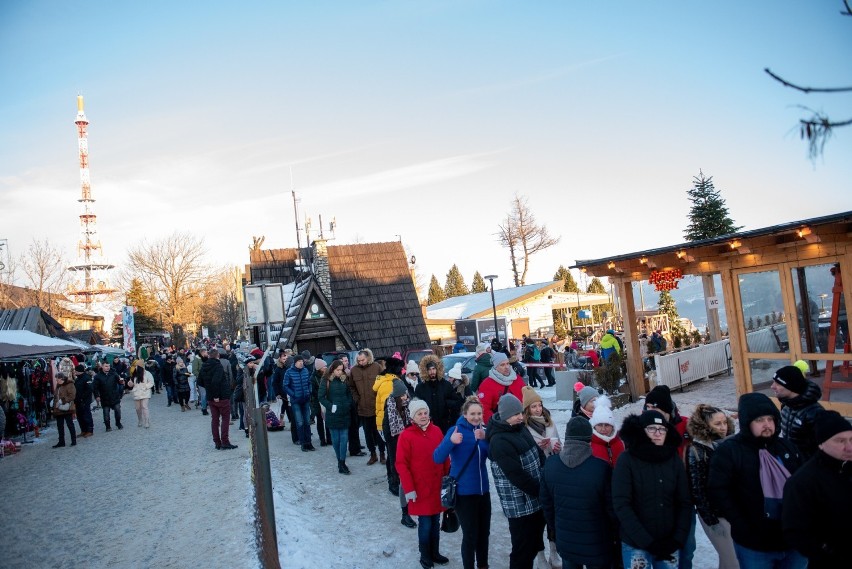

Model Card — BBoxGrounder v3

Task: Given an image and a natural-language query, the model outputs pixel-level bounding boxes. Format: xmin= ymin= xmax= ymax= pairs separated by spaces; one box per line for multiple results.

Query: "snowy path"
xmin=0 ymin=394 xmax=256 ymax=569
xmin=271 ymin=373 xmax=735 ymax=568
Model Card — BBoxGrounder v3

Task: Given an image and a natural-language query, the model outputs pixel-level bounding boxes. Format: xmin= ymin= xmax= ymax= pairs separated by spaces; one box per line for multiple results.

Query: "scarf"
xmin=593 ymin=429 xmax=616 ymax=443
xmin=527 ymin=415 xmax=549 ymax=437
xmin=488 ymin=366 xmax=515 ymax=387
xmin=559 ymin=439 xmax=592 ymax=468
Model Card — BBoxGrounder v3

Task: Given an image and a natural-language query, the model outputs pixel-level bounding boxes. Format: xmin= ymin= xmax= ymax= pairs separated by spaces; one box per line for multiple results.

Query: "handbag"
xmin=56 ymin=398 xmax=71 ymax=412
xmin=440 ymin=441 xmax=479 ymax=508
xmin=441 ymin=508 xmax=460 ymax=533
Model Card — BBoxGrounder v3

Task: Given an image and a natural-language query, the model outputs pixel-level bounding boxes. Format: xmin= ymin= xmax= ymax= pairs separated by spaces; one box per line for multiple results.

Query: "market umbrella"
xmin=0 ymin=330 xmax=84 ymax=360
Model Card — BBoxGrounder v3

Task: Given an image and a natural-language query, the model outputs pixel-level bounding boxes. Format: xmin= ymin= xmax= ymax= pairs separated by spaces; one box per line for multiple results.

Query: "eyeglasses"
xmin=644 ymin=426 xmax=667 ymax=435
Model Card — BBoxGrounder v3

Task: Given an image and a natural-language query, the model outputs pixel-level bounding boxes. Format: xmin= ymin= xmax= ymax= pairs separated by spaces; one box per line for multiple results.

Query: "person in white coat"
xmin=127 ymin=359 xmax=155 ymax=428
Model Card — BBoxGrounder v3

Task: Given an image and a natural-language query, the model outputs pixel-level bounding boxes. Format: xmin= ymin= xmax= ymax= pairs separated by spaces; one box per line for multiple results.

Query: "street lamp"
xmin=484 ymin=275 xmax=500 ymax=344
xmin=819 ymin=293 xmax=828 ymax=312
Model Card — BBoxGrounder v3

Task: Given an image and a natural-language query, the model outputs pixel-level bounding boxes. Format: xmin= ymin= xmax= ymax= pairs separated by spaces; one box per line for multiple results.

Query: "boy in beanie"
xmin=783 ymin=410 xmax=852 ymax=568
xmin=771 ymin=364 xmax=826 ymax=460
xmin=708 ymin=393 xmax=804 ymax=568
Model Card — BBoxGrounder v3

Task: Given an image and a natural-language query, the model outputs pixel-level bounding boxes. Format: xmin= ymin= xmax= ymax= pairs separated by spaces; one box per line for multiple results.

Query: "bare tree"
xmin=20 ymin=238 xmax=69 ymax=314
xmin=766 ymin=1 xmax=852 ymax=160
xmin=497 ymin=194 xmax=561 ymax=286
xmin=0 ymin=253 xmax=21 ymax=309
xmin=126 ymin=232 xmax=209 ymax=336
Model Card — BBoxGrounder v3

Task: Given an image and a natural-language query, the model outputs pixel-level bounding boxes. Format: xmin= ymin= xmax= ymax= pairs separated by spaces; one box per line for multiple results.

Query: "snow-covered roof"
xmin=426 ymin=281 xmax=562 ymax=320
xmin=269 ymin=278 xmax=311 ymax=347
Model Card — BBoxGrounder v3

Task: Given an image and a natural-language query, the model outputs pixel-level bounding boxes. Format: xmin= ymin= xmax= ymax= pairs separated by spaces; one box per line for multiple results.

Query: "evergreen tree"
xmin=444 ymin=264 xmax=470 ymax=298
xmin=684 ymin=170 xmax=743 ymax=241
xmin=126 ymin=277 xmax=161 ymax=332
xmin=553 ymin=265 xmax=580 ymax=292
xmin=586 ymin=277 xmax=614 ymax=324
xmin=427 ymin=275 xmax=446 ymax=305
xmin=658 ymin=290 xmax=685 ymax=335
xmin=470 ymin=271 xmax=488 ymax=293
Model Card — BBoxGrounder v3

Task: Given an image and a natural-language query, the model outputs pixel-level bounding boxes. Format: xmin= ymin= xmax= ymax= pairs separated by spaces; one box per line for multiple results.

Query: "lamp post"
xmin=819 ymin=293 xmax=828 ymax=313
xmin=484 ymin=275 xmax=500 ymax=344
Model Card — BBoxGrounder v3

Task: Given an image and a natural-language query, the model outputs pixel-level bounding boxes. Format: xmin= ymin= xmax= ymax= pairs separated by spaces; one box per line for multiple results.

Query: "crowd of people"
xmin=50 ymin=336 xmax=851 ymax=569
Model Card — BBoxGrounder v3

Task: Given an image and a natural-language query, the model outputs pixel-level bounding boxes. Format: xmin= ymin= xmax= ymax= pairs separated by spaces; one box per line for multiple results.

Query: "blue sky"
xmin=1 ymin=1 xmax=850 ymax=294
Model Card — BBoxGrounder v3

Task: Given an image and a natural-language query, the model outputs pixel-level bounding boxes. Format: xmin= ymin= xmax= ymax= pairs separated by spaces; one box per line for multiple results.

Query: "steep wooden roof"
xmin=247 ymin=241 xmax=430 ymax=355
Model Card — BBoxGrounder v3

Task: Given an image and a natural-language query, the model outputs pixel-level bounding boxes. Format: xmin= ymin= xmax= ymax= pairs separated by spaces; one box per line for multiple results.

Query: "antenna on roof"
xmin=290 ymin=167 xmax=307 ymax=282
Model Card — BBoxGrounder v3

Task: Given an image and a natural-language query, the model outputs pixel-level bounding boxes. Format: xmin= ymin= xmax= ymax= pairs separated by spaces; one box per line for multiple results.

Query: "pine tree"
xmin=586 ymin=277 xmax=613 ymax=323
xmin=553 ymin=265 xmax=579 ymax=292
xmin=126 ymin=277 xmax=161 ymax=332
xmin=471 ymin=271 xmax=488 ymax=293
xmin=427 ymin=275 xmax=446 ymax=305
xmin=684 ymin=170 xmax=743 ymax=241
xmin=658 ymin=290 xmax=685 ymax=335
xmin=444 ymin=265 xmax=470 ymax=298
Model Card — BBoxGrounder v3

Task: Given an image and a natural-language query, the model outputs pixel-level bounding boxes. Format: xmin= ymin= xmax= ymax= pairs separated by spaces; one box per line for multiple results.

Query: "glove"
xmin=404 ymin=491 xmax=417 ymax=502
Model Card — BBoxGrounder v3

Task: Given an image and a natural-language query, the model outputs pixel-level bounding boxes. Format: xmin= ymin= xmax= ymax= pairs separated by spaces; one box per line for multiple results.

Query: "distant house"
xmin=246 ymin=239 xmax=430 ymax=357
xmin=0 ymin=283 xmax=104 ymax=332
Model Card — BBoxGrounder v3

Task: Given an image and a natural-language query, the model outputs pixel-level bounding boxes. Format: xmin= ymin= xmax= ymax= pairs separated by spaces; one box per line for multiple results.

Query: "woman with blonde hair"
xmin=127 ymin=359 xmax=155 ymax=428
xmin=52 ymin=372 xmax=77 ymax=448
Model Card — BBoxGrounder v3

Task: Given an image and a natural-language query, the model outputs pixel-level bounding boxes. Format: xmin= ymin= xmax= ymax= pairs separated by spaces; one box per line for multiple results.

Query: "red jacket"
xmin=591 ymin=433 xmax=625 ymax=467
xmin=476 ymin=375 xmax=526 ymax=426
xmin=396 ymin=422 xmax=449 ymax=516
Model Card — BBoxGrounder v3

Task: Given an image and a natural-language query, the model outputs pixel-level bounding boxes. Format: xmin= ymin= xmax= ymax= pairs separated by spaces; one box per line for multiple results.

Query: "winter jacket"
xmin=52 ymin=380 xmax=76 ymax=416
xmin=283 ymin=365 xmax=311 ymax=404
xmin=309 ymin=370 xmax=324 ymax=417
xmin=599 ymin=332 xmax=621 ymax=362
xmin=201 ymin=358 xmax=232 ymax=400
xmin=93 ymin=370 xmax=124 ymax=406
xmin=349 ymin=359 xmax=382 ymax=417
xmin=129 ymin=371 xmax=155 ymax=400
xmin=707 ymin=395 xmax=802 ymax=552
xmin=488 ymin=412 xmax=545 ymax=518
xmin=318 ymin=376 xmax=353 ymax=430
xmin=477 ymin=373 xmax=525 ymax=426
xmin=175 ymin=368 xmax=191 ymax=394
xmin=384 ymin=394 xmax=411 ymax=438
xmin=540 ymin=449 xmax=617 ymax=566
xmin=471 ymin=353 xmax=492 ymax=391
xmin=778 ymin=380 xmax=825 ymax=460
xmin=190 ymin=354 xmax=204 ymax=377
xmin=74 ymin=372 xmax=93 ymax=406
xmin=612 ymin=414 xmax=691 ymax=551
xmin=591 ymin=432 xmax=625 ymax=467
xmin=433 ymin=415 xmax=490 ymax=496
xmin=270 ymin=361 xmax=289 ymax=401
xmin=783 ymin=450 xmax=852 ymax=568
xmin=414 ymin=376 xmax=463 ymax=434
xmin=161 ymin=360 xmax=176 ymax=386
xmin=396 ymin=422 xmax=449 ymax=516
xmin=373 ymin=372 xmax=397 ymax=429
xmin=685 ymin=413 xmax=735 ymax=526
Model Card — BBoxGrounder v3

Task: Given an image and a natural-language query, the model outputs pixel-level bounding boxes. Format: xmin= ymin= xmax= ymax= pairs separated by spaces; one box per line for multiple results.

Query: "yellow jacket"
xmin=373 ymin=372 xmax=397 ymax=429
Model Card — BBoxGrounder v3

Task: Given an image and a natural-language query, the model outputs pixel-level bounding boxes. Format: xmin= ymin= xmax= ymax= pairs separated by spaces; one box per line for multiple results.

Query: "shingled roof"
xmin=248 ymin=241 xmax=430 ymax=355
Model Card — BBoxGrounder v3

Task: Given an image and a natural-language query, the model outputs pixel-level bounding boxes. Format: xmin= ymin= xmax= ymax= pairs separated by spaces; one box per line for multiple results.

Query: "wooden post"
xmin=718 ymin=268 xmax=749 ymax=397
xmin=614 ymin=279 xmax=645 ymax=400
xmin=701 ymin=274 xmax=722 ymax=342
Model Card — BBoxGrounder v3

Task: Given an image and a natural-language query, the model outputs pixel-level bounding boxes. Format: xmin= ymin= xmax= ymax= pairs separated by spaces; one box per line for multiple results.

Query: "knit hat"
xmin=408 ymin=398 xmax=429 ymax=417
xmin=250 ymin=348 xmax=264 ymax=358
xmin=497 ymin=393 xmax=523 ymax=419
xmin=390 ymin=379 xmax=408 ymax=398
xmin=314 ymin=358 xmax=327 ymax=371
xmin=300 ymin=350 xmax=315 ymax=365
xmin=578 ymin=386 xmax=599 ymax=409
xmin=405 ymin=360 xmax=420 ymax=375
xmin=573 ymin=381 xmax=585 ymax=394
xmin=590 ymin=395 xmax=615 ymax=428
xmin=491 ymin=351 xmax=508 ymax=366
xmin=793 ymin=360 xmax=810 ymax=376
xmin=384 ymin=357 xmax=405 ymax=377
xmin=645 ymin=385 xmax=674 ymax=415
xmin=475 ymin=342 xmax=489 ymax=357
xmin=74 ymin=363 xmax=87 ymax=374
xmin=292 ymin=355 xmax=304 ymax=364
xmin=815 ymin=410 xmax=852 ymax=445
xmin=565 ymin=416 xmax=593 ymax=441
xmin=640 ymin=409 xmax=667 ymax=428
xmin=448 ymin=363 xmax=463 ymax=380
xmin=773 ymin=365 xmax=807 ymax=395
xmin=522 ymin=385 xmax=542 ymax=410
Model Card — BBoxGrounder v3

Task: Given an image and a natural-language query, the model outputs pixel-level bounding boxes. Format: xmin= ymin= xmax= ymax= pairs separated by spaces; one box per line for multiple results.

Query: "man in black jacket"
xmin=199 ymin=348 xmax=236 ymax=450
xmin=771 ymin=364 xmax=825 ymax=460
xmin=73 ymin=364 xmax=94 ymax=437
xmin=708 ymin=392 xmax=805 ymax=569
xmin=783 ymin=411 xmax=852 ymax=569
xmin=92 ymin=361 xmax=125 ymax=431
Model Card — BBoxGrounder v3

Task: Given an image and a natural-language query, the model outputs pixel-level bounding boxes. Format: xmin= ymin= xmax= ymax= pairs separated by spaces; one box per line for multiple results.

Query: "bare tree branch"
xmin=19 ymin=238 xmax=69 ymax=314
xmin=765 ymin=68 xmax=852 ymax=94
xmin=497 ymin=194 xmax=560 ymax=286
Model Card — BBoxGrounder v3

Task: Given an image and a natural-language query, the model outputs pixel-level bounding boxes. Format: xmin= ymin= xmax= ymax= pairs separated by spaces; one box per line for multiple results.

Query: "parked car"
xmin=320 ymin=350 xmax=360 ymax=367
xmin=402 ymin=348 xmax=434 ymax=366
xmin=441 ymin=352 xmax=477 ymax=378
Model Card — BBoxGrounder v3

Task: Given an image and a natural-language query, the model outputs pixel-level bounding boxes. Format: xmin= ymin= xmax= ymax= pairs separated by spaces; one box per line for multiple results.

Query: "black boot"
xmin=401 ymin=506 xmax=417 ymax=528
xmin=431 ymin=534 xmax=449 ymax=565
xmin=389 ymin=481 xmax=399 ymax=496
xmin=419 ymin=541 xmax=434 ymax=569
xmin=338 ymin=460 xmax=351 ymax=475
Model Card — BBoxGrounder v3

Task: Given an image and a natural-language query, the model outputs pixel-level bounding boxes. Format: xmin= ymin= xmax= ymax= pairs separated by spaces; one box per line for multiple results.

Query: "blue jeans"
xmin=679 ymin=506 xmax=697 ymax=569
xmin=291 ymin=400 xmax=312 ymax=447
xmin=198 ymin=385 xmax=207 ymax=410
xmin=622 ymin=543 xmax=679 ymax=569
xmin=165 ymin=384 xmax=176 ymax=404
xmin=733 ymin=543 xmax=807 ymax=569
xmin=418 ymin=513 xmax=441 ymax=557
xmin=330 ymin=428 xmax=348 ymax=461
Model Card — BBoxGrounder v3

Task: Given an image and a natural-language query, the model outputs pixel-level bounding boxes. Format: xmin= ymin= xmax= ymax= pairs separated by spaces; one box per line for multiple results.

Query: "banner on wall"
xmin=122 ymin=306 xmax=136 ymax=354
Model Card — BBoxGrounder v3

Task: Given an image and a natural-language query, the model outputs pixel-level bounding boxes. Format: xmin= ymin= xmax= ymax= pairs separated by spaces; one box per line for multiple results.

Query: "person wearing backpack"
xmin=707 ymin=393 xmax=805 ymax=569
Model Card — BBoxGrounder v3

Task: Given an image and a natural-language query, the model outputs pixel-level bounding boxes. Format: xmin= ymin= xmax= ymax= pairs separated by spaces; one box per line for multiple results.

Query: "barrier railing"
xmin=654 ymin=339 xmax=732 ymax=391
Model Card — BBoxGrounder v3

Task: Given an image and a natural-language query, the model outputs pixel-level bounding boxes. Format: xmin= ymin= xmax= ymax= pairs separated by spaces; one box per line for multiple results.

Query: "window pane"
xmin=738 ymin=270 xmax=789 ymax=353
xmin=748 ymin=357 xmax=786 ymax=392
xmin=791 ymin=263 xmax=848 ymax=354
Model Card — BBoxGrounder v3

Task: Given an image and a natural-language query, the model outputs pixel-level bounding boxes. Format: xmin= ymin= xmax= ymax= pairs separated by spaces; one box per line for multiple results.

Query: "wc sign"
xmin=706 ymin=296 xmax=720 ymax=310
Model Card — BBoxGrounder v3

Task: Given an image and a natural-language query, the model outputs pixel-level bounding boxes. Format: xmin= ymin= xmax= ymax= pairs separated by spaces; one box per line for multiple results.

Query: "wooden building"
xmin=574 ymin=211 xmax=852 ymax=415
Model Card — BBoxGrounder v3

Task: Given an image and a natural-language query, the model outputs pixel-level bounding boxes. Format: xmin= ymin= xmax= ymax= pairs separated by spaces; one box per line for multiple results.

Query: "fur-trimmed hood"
xmin=419 ymin=354 xmax=444 ymax=381
xmin=687 ymin=405 xmax=735 ymax=445
xmin=620 ymin=413 xmax=682 ymax=461
xmin=356 ymin=348 xmax=375 ymax=366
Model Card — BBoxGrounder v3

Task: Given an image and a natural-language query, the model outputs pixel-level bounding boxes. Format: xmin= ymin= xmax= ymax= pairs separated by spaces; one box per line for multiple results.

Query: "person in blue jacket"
xmin=284 ymin=355 xmax=315 ymax=451
xmin=433 ymin=396 xmax=491 ymax=569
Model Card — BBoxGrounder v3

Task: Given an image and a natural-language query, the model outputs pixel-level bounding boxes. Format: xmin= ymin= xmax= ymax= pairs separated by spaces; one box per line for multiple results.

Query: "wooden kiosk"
xmin=574 ymin=211 xmax=852 ymax=415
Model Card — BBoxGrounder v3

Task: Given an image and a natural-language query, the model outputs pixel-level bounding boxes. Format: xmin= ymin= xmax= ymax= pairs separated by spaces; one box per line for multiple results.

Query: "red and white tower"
xmin=67 ymin=95 xmax=115 ymax=308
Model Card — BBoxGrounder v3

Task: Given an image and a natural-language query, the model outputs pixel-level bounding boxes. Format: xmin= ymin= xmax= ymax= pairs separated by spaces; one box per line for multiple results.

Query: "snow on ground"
xmin=272 ymin=373 xmax=740 ymax=569
xmin=0 ymin=395 xmax=257 ymax=569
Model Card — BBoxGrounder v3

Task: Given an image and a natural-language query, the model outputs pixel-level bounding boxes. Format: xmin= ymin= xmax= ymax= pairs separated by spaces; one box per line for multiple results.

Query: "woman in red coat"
xmin=590 ymin=395 xmax=625 ymax=467
xmin=396 ymin=398 xmax=451 ymax=569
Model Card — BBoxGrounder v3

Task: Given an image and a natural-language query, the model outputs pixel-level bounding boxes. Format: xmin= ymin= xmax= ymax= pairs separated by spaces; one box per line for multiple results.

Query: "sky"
xmin=1 ymin=0 xmax=850 ymax=297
